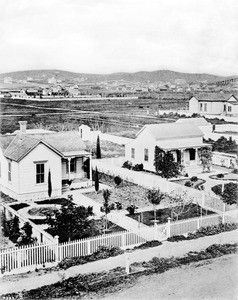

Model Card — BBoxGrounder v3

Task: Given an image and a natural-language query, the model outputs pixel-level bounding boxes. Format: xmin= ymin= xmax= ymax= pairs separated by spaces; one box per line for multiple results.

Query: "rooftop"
xmin=175 ymin=117 xmax=209 ymax=126
xmin=192 ymin=93 xmax=236 ymax=102
xmin=138 ymin=123 xmax=203 ymax=141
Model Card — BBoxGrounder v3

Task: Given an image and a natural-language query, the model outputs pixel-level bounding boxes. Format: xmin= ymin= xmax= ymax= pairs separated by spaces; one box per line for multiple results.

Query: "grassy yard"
xmin=128 ymin=204 xmax=215 ymax=226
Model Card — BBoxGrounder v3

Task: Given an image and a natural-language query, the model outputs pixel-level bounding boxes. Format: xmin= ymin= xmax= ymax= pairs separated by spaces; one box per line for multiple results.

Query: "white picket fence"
xmin=1 ymin=211 xmax=237 ymax=275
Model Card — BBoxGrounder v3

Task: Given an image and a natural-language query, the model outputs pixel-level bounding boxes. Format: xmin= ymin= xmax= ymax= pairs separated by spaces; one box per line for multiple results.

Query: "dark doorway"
xmin=176 ymin=150 xmax=181 ymax=163
xmin=189 ymin=149 xmax=196 ymax=161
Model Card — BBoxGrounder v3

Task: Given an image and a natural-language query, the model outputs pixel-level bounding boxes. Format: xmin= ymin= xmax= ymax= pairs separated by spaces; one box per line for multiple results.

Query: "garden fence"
xmin=1 ymin=211 xmax=236 ymax=275
xmin=91 ymin=159 xmax=225 ymax=213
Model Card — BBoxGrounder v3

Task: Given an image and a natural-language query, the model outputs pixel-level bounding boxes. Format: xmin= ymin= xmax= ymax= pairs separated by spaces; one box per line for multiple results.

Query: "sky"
xmin=0 ymin=0 xmax=237 ymax=76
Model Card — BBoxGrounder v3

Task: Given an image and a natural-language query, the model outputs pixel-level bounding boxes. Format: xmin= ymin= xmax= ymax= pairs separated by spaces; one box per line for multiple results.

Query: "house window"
xmin=204 ymin=103 xmax=207 ymax=112
xmin=228 ymin=106 xmax=232 ymax=112
xmin=224 ymin=104 xmax=226 ymax=111
xmin=200 ymin=103 xmax=203 ymax=111
xmin=131 ymin=148 xmax=135 ymax=159
xmin=66 ymin=158 xmax=77 ymax=173
xmin=8 ymin=161 xmax=11 ymax=182
xmin=36 ymin=163 xmax=45 ymax=184
xmin=144 ymin=149 xmax=149 ymax=161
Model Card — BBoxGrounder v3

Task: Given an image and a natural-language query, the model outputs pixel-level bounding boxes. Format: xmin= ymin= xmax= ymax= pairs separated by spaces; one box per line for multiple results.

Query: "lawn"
xmin=28 ymin=206 xmax=59 ymax=217
xmin=128 ymin=203 xmax=215 ymax=226
xmin=85 ymin=184 xmax=150 ymax=209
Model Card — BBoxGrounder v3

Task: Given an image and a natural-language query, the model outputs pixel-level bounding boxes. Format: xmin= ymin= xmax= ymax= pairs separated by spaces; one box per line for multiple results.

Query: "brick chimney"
xmin=19 ymin=121 xmax=27 ymax=138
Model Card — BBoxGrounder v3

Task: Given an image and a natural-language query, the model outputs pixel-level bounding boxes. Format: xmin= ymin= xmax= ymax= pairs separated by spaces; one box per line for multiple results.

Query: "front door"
xmin=189 ymin=149 xmax=196 ymax=161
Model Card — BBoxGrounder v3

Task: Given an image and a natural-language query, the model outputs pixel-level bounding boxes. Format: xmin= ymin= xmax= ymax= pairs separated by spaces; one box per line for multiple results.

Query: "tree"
xmin=96 ymin=135 xmax=101 ymax=159
xmin=47 ymin=200 xmax=95 ymax=242
xmin=17 ymin=222 xmax=36 ymax=246
xmin=154 ymin=146 xmax=182 ymax=178
xmin=165 ymin=192 xmax=193 ymax=221
xmin=198 ymin=147 xmax=212 ymax=172
xmin=48 ymin=169 xmax=52 ymax=197
xmin=95 ymin=167 xmax=99 ymax=192
xmin=102 ymin=189 xmax=112 ymax=231
xmin=147 ymin=188 xmax=165 ymax=222
xmin=221 ymin=182 xmax=238 ymax=205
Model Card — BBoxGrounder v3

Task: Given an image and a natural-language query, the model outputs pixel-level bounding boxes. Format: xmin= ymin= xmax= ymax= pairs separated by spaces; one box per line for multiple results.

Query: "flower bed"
xmin=167 ymin=223 xmax=238 ymax=242
xmin=35 ymin=198 xmax=72 ymax=206
xmin=128 ymin=204 xmax=215 ymax=226
xmin=28 ymin=206 xmax=59 ymax=217
xmin=209 ymin=173 xmax=238 ymax=182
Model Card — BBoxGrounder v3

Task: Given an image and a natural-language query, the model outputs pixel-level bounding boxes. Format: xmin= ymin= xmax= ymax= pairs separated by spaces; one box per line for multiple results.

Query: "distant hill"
xmin=0 ymin=69 xmax=233 ymax=84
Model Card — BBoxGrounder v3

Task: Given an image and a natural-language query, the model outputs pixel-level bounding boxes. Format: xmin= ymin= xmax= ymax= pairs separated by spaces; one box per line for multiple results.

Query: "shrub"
xmin=211 ymin=184 xmax=222 ymax=196
xmin=222 ymin=182 xmax=238 ymax=205
xmin=115 ymin=202 xmax=122 ymax=210
xmin=216 ymin=173 xmax=224 ymax=178
xmin=126 ymin=205 xmax=138 ymax=215
xmin=133 ymin=240 xmax=162 ymax=250
xmin=190 ymin=176 xmax=198 ymax=182
xmin=114 ymin=176 xmax=122 ymax=186
xmin=233 ymin=169 xmax=238 ymax=174
xmin=184 ymin=173 xmax=189 ymax=177
xmin=132 ymin=164 xmax=144 ymax=171
xmin=122 ymin=161 xmax=132 ymax=170
xmin=184 ymin=181 xmax=192 ymax=187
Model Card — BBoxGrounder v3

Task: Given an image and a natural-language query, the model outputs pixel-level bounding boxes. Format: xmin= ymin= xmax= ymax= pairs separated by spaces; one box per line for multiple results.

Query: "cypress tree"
xmin=96 ymin=135 xmax=101 ymax=159
xmin=95 ymin=167 xmax=99 ymax=192
xmin=48 ymin=169 xmax=52 ymax=197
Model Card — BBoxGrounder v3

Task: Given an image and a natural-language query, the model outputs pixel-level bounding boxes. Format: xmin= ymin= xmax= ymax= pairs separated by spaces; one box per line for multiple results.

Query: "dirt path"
xmin=0 ymin=230 xmax=237 ymax=295
xmin=98 ymin=254 xmax=238 ymax=300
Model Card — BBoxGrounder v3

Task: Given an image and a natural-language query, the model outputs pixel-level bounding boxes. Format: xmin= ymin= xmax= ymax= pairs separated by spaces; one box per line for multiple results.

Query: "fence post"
xmin=87 ymin=240 xmax=91 ymax=255
xmin=223 ymin=203 xmax=226 ymax=213
xmin=54 ymin=235 xmax=59 ymax=263
xmin=197 ymin=218 xmax=200 ymax=230
xmin=167 ymin=218 xmax=171 ymax=238
xmin=121 ymin=233 xmax=125 ymax=248
xmin=222 ymin=213 xmax=225 ymax=224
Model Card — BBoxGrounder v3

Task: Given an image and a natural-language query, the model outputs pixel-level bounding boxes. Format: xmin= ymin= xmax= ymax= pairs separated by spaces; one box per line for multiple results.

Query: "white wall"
xmin=189 ymin=97 xmax=199 ymax=113
xmin=212 ymin=151 xmax=237 ymax=168
xmin=18 ymin=143 xmax=62 ymax=199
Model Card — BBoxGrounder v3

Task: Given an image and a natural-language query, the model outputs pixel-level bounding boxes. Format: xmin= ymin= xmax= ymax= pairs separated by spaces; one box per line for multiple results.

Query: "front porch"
xmin=61 ymin=155 xmax=92 ymax=191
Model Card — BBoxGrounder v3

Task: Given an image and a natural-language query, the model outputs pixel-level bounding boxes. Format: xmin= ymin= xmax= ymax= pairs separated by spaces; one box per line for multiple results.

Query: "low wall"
xmin=1 ymin=203 xmax=55 ymax=244
xmin=212 ymin=152 xmax=237 ymax=168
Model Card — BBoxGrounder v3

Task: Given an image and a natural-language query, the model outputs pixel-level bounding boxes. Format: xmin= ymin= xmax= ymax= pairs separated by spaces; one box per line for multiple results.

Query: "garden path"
xmin=1 ymin=229 xmax=238 ymax=295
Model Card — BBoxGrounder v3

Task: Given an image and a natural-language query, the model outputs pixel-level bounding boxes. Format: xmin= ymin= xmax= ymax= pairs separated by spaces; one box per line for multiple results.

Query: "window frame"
xmin=8 ymin=161 xmax=11 ymax=182
xmin=200 ymin=103 xmax=203 ymax=111
xmin=66 ymin=158 xmax=77 ymax=173
xmin=36 ymin=163 xmax=45 ymax=184
xmin=131 ymin=148 xmax=135 ymax=159
xmin=144 ymin=148 xmax=149 ymax=162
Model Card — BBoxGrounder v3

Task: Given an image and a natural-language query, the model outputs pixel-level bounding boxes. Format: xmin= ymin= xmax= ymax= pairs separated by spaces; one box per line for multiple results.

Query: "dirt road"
xmin=98 ymin=254 xmax=238 ymax=300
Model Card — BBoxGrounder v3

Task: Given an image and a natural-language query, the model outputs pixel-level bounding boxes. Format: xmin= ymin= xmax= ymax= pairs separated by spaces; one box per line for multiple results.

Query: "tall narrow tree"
xmin=95 ymin=167 xmax=99 ymax=192
xmin=96 ymin=135 xmax=101 ymax=159
xmin=48 ymin=169 xmax=52 ymax=197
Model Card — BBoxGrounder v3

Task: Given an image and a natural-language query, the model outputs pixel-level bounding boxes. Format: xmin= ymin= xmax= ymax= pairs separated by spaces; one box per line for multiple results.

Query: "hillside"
xmin=0 ymin=69 xmax=231 ymax=84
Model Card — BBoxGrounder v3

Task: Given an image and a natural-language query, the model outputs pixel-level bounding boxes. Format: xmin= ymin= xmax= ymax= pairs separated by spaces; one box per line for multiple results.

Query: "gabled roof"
xmin=0 ymin=131 xmax=87 ymax=162
xmin=137 ymin=123 xmax=203 ymax=141
xmin=175 ymin=117 xmax=209 ymax=126
xmin=191 ymin=93 xmax=237 ymax=102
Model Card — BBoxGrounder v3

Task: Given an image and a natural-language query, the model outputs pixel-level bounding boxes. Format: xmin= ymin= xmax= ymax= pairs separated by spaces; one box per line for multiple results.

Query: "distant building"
xmin=189 ymin=93 xmax=238 ymax=116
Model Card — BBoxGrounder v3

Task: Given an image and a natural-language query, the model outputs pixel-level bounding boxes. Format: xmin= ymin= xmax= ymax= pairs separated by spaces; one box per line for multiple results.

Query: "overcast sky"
xmin=0 ymin=0 xmax=237 ymax=76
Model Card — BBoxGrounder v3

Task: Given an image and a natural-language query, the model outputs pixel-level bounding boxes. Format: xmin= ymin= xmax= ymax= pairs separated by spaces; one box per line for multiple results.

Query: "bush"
xmin=122 ymin=161 xmax=133 ymax=170
xmin=114 ymin=176 xmax=122 ymax=186
xmin=133 ymin=240 xmax=162 ymax=250
xmin=126 ymin=205 xmax=138 ymax=215
xmin=233 ymin=169 xmax=238 ymax=174
xmin=211 ymin=184 xmax=222 ymax=196
xmin=115 ymin=202 xmax=122 ymax=210
xmin=190 ymin=176 xmax=198 ymax=182
xmin=184 ymin=181 xmax=192 ymax=187
xmin=184 ymin=173 xmax=189 ymax=177
xmin=132 ymin=164 xmax=144 ymax=171
xmin=216 ymin=173 xmax=224 ymax=178
xmin=222 ymin=182 xmax=238 ymax=205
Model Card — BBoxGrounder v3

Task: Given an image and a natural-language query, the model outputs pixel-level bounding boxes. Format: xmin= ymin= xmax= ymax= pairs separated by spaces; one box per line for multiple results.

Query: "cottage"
xmin=125 ymin=123 xmax=210 ymax=173
xmin=189 ymin=93 xmax=238 ymax=116
xmin=0 ymin=121 xmax=92 ymax=201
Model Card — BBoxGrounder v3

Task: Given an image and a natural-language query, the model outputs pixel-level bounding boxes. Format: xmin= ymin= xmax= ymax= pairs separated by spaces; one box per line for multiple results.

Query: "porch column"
xmin=89 ymin=154 xmax=92 ymax=180
xmin=195 ymin=148 xmax=199 ymax=165
xmin=67 ymin=158 xmax=71 ymax=181
xmin=180 ymin=149 xmax=185 ymax=166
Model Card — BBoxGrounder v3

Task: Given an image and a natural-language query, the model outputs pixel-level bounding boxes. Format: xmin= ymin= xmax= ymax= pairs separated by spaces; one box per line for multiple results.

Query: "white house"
xmin=189 ymin=93 xmax=238 ymax=116
xmin=0 ymin=121 xmax=92 ymax=202
xmin=125 ymin=123 xmax=210 ymax=172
